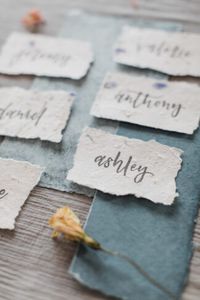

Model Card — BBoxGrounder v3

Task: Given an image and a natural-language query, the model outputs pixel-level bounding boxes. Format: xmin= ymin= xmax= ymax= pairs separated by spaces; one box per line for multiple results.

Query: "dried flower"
xmin=49 ymin=206 xmax=176 ymax=300
xmin=49 ymin=207 xmax=100 ymax=249
xmin=21 ymin=9 xmax=45 ymax=32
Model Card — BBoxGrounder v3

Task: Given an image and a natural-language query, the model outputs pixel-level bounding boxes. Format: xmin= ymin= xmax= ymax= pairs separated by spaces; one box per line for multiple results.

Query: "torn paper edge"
xmin=0 ymin=158 xmax=44 ymax=230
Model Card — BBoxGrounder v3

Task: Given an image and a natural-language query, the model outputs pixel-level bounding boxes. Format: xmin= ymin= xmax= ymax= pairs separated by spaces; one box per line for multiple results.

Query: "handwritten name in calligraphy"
xmin=94 ymin=151 xmax=154 ymax=184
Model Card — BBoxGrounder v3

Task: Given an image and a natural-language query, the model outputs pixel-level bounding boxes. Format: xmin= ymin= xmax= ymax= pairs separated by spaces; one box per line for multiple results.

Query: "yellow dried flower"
xmin=49 ymin=207 xmax=100 ymax=249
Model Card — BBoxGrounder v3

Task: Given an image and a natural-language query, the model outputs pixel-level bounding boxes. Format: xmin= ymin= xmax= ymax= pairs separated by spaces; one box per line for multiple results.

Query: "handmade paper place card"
xmin=113 ymin=26 xmax=200 ymax=76
xmin=0 ymin=32 xmax=93 ymax=79
xmin=91 ymin=72 xmax=200 ymax=134
xmin=0 ymin=158 xmax=43 ymax=229
xmin=67 ymin=127 xmax=182 ymax=205
xmin=0 ymin=87 xmax=74 ymax=143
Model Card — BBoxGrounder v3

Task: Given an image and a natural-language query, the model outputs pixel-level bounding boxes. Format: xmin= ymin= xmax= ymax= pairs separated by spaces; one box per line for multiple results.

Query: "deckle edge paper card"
xmin=67 ymin=127 xmax=183 ymax=205
xmin=0 ymin=158 xmax=43 ymax=229
xmin=91 ymin=72 xmax=200 ymax=134
xmin=113 ymin=26 xmax=200 ymax=76
xmin=0 ymin=32 xmax=94 ymax=79
xmin=0 ymin=87 xmax=74 ymax=143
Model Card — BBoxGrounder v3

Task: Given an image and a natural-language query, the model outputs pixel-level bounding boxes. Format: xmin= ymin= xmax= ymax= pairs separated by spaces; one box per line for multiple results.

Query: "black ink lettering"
xmin=0 ymin=103 xmax=12 ymax=120
xmin=94 ymin=152 xmax=154 ymax=183
xmin=0 ymin=189 xmax=8 ymax=199
xmin=137 ymin=41 xmax=190 ymax=59
xmin=171 ymin=104 xmax=182 ymax=118
xmin=94 ymin=155 xmax=106 ymax=166
xmin=33 ymin=106 xmax=47 ymax=126
xmin=134 ymin=166 xmax=154 ymax=183
xmin=112 ymin=152 xmax=133 ymax=176
xmin=104 ymin=157 xmax=114 ymax=168
xmin=9 ymin=47 xmax=71 ymax=68
xmin=0 ymin=103 xmax=48 ymax=126
xmin=132 ymin=92 xmax=143 ymax=108
xmin=114 ymin=90 xmax=184 ymax=118
xmin=156 ymin=42 xmax=165 ymax=56
xmin=142 ymin=94 xmax=151 ymax=108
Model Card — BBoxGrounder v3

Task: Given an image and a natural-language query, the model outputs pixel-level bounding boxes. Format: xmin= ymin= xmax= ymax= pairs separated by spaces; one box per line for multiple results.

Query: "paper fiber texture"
xmin=114 ymin=26 xmax=200 ymax=76
xmin=0 ymin=32 xmax=93 ymax=79
xmin=68 ymin=127 xmax=182 ymax=205
xmin=0 ymin=159 xmax=43 ymax=229
xmin=0 ymin=87 xmax=74 ymax=143
xmin=91 ymin=72 xmax=200 ymax=134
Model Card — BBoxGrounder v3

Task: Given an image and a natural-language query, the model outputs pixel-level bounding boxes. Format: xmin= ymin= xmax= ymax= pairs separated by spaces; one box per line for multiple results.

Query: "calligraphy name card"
xmin=0 ymin=159 xmax=43 ymax=229
xmin=113 ymin=26 xmax=200 ymax=76
xmin=67 ymin=127 xmax=182 ymax=205
xmin=91 ymin=72 xmax=200 ymax=134
xmin=0 ymin=32 xmax=94 ymax=79
xmin=0 ymin=87 xmax=74 ymax=143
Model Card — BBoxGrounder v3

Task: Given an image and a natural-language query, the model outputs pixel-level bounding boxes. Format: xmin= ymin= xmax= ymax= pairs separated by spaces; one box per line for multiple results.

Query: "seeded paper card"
xmin=67 ymin=127 xmax=182 ymax=205
xmin=0 ymin=158 xmax=43 ymax=229
xmin=0 ymin=87 xmax=74 ymax=143
xmin=0 ymin=32 xmax=93 ymax=79
xmin=114 ymin=26 xmax=200 ymax=76
xmin=91 ymin=72 xmax=200 ymax=134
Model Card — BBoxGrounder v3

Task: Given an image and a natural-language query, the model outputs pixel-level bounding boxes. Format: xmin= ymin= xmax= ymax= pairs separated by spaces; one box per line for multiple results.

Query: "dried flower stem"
xmin=96 ymin=245 xmax=177 ymax=300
